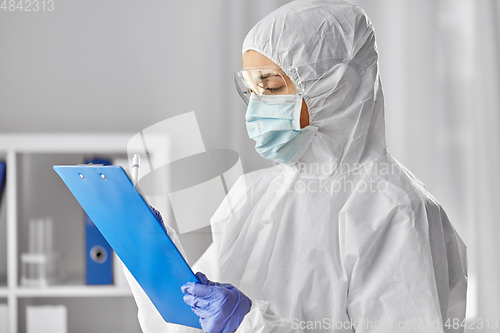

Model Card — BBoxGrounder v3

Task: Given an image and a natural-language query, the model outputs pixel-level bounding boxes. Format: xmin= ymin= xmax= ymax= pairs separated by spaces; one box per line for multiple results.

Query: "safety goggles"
xmin=233 ymin=66 xmax=302 ymax=105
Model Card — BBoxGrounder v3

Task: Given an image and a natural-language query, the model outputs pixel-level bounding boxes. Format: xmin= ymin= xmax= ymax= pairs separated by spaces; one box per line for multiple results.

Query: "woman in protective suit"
xmin=126 ymin=1 xmax=468 ymax=332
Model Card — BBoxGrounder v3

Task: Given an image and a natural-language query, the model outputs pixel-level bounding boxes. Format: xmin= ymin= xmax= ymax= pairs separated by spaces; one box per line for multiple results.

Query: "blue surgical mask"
xmin=245 ymin=95 xmax=318 ymax=165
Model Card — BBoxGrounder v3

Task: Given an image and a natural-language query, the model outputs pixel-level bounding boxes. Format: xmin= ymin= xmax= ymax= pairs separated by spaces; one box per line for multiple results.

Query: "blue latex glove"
xmin=149 ymin=205 xmax=167 ymax=230
xmin=181 ymin=272 xmax=252 ymax=333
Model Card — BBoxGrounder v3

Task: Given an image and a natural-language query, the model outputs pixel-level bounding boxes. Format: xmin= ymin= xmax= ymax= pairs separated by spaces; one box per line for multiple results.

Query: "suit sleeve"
xmin=341 ymin=199 xmax=466 ymax=333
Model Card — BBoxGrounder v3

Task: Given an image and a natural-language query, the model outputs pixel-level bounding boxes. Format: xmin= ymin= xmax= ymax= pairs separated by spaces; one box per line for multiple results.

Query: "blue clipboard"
xmin=53 ymin=165 xmax=201 ymax=329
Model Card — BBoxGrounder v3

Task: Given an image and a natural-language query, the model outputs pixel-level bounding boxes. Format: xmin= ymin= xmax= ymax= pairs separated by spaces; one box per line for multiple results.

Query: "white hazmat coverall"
xmin=125 ymin=1 xmax=468 ymax=332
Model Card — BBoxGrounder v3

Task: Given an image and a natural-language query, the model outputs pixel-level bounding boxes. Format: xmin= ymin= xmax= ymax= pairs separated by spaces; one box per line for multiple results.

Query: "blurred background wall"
xmin=1 ymin=0 xmax=499 ymax=330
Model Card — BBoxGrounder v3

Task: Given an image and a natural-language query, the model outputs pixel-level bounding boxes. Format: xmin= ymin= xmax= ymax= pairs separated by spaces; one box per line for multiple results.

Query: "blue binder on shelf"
xmin=53 ymin=165 xmax=201 ymax=329
xmin=0 ymin=161 xmax=6 ymax=203
xmin=85 ymin=211 xmax=113 ymax=285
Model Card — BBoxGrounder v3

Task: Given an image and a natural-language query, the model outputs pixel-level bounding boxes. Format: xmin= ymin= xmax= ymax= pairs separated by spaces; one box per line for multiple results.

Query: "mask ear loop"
xmin=286 ymin=62 xmax=349 ymax=126
xmin=285 ymin=66 xmax=309 ymax=128
xmin=291 ymin=95 xmax=303 ymax=131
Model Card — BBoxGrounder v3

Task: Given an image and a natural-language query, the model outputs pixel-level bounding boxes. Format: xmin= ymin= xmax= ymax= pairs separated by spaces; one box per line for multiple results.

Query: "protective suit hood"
xmin=243 ymin=0 xmax=386 ymax=177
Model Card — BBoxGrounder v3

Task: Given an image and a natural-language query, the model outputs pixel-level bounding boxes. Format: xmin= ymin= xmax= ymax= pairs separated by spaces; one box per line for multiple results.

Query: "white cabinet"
xmin=0 ymin=134 xmax=142 ymax=333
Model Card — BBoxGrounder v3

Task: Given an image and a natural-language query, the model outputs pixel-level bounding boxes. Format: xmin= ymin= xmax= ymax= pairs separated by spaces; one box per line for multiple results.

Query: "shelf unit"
xmin=0 ymin=133 xmax=141 ymax=333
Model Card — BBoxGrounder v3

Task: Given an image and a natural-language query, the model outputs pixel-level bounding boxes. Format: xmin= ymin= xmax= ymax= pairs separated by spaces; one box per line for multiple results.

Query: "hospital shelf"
xmin=0 ymin=133 xmax=140 ymax=333
xmin=0 ymin=287 xmax=8 ymax=297
xmin=0 ymin=133 xmax=133 ymax=153
xmin=15 ymin=285 xmax=132 ymax=298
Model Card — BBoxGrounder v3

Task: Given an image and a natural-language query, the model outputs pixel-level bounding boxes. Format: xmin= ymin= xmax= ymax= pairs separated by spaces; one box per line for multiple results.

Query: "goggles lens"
xmin=234 ymin=67 xmax=293 ymax=105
